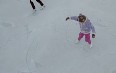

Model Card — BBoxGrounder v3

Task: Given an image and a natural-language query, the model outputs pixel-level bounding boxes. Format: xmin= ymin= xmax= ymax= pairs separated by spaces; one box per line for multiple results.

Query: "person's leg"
xmin=36 ymin=0 xmax=44 ymax=6
xmin=85 ymin=33 xmax=91 ymax=44
xmin=30 ymin=0 xmax=36 ymax=10
xmin=78 ymin=32 xmax=84 ymax=41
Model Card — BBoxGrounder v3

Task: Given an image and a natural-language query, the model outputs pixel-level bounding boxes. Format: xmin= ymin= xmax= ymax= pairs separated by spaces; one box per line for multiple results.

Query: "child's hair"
xmin=78 ymin=14 xmax=86 ymax=22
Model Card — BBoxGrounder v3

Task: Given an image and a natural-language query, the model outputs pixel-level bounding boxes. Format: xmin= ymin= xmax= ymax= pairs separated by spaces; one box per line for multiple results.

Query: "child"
xmin=66 ymin=14 xmax=95 ymax=48
xmin=30 ymin=0 xmax=45 ymax=11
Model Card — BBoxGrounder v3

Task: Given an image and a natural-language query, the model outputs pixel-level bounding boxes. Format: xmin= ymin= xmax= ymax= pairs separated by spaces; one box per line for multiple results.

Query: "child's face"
xmin=81 ymin=19 xmax=85 ymax=23
xmin=78 ymin=16 xmax=86 ymax=23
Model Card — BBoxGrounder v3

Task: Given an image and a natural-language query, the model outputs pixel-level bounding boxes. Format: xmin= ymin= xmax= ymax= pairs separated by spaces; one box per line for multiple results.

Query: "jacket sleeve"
xmin=70 ymin=16 xmax=78 ymax=21
xmin=87 ymin=19 xmax=95 ymax=33
xmin=90 ymin=23 xmax=96 ymax=34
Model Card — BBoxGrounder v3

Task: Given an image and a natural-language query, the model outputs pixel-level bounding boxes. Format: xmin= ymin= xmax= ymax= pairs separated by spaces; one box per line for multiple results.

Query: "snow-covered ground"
xmin=0 ymin=0 xmax=116 ymax=73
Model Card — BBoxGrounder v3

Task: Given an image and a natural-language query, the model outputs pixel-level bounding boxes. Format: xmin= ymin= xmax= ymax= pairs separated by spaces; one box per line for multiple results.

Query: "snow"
xmin=0 ymin=0 xmax=116 ymax=73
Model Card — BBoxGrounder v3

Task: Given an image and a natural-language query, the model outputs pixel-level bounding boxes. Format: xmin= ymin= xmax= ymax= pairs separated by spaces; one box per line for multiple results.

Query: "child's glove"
xmin=92 ymin=34 xmax=95 ymax=38
xmin=66 ymin=17 xmax=70 ymax=21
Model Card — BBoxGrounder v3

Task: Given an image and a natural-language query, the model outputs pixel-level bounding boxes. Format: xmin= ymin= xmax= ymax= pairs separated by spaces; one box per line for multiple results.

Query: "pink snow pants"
xmin=78 ymin=32 xmax=91 ymax=44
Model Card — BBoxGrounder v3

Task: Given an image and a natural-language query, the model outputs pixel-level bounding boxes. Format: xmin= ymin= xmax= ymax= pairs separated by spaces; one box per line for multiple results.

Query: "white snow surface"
xmin=0 ymin=0 xmax=116 ymax=73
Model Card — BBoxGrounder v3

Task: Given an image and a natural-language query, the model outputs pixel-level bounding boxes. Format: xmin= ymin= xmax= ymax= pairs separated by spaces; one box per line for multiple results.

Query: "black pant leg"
xmin=30 ymin=0 xmax=35 ymax=9
xmin=36 ymin=0 xmax=44 ymax=6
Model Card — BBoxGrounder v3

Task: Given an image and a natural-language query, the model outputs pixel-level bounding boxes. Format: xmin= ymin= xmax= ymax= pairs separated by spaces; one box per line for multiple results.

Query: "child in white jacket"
xmin=66 ymin=14 xmax=96 ymax=48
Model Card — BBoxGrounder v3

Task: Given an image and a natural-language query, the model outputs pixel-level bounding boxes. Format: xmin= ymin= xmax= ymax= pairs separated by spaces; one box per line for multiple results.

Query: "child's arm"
xmin=66 ymin=16 xmax=78 ymax=21
xmin=88 ymin=20 xmax=96 ymax=38
xmin=91 ymin=23 xmax=96 ymax=38
xmin=70 ymin=16 xmax=78 ymax=21
xmin=91 ymin=24 xmax=95 ymax=34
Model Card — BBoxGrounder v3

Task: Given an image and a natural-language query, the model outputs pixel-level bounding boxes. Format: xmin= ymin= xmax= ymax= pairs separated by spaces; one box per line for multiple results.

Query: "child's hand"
xmin=66 ymin=17 xmax=70 ymax=21
xmin=92 ymin=34 xmax=95 ymax=38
